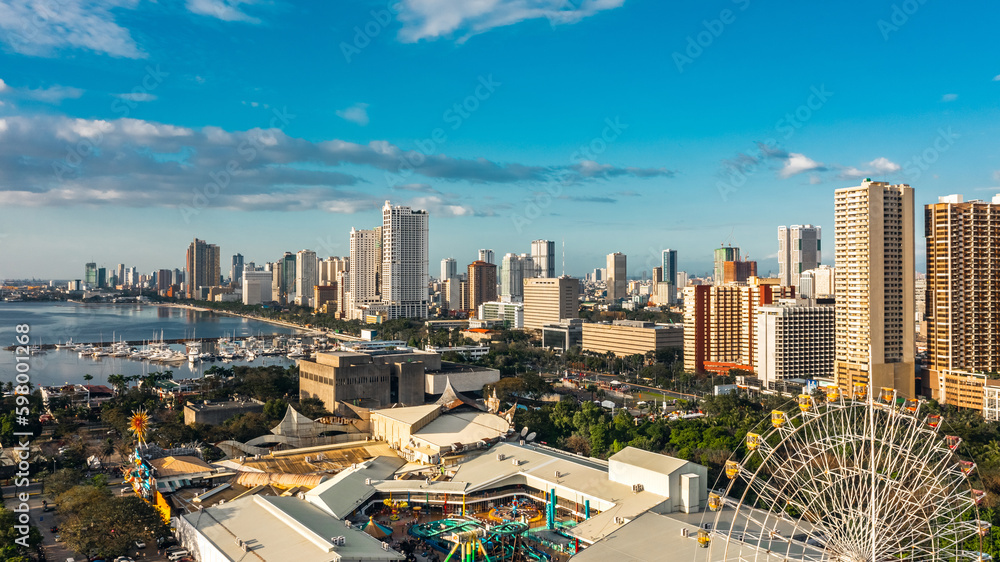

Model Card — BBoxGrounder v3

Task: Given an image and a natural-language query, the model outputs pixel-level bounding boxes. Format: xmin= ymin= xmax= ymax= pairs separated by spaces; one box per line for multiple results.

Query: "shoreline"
xmin=156 ymin=302 xmax=324 ymax=336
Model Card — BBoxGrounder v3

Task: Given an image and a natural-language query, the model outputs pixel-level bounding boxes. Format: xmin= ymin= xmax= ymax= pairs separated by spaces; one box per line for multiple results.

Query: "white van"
xmin=167 ymin=550 xmax=190 ymax=560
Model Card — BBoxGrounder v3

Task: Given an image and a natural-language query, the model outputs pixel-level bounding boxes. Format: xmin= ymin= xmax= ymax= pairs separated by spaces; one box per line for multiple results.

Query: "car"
xmin=114 ymin=557 xmax=135 ymax=562
xmin=54 ymin=534 xmax=62 ymax=542
xmin=50 ymin=526 xmax=58 ymax=533
xmin=135 ymin=540 xmax=146 ymax=549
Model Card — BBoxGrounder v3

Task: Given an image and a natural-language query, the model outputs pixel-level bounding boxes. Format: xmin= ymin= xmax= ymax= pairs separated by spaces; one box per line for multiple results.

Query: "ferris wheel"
xmin=698 ymin=385 xmax=990 ymax=562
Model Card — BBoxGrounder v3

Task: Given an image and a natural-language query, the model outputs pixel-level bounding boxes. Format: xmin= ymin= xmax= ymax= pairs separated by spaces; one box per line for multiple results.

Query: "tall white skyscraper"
xmin=778 ymin=224 xmax=821 ymax=289
xmin=530 ymin=240 xmax=555 ymax=278
xmin=295 ymin=250 xmax=318 ymax=306
xmin=441 ymin=257 xmax=457 ymax=281
xmin=478 ymin=249 xmax=495 ymax=264
xmin=381 ymin=200 xmax=429 ymax=319
xmin=834 ymin=180 xmax=915 ymax=397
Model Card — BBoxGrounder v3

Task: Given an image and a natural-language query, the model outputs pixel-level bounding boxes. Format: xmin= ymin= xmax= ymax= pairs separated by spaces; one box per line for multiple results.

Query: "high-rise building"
xmin=682 ymin=278 xmax=795 ymax=375
xmin=834 ymin=180 xmax=915 ymax=397
xmin=478 ymin=249 xmax=495 ymax=265
xmin=925 ymin=193 xmax=1000 ymax=411
xmin=97 ymin=267 xmax=107 ymax=288
xmin=722 ymin=260 xmax=758 ymax=285
xmin=523 ymin=276 xmax=580 ymax=331
xmin=116 ymin=264 xmax=126 ymax=288
xmin=242 ymin=270 xmax=273 ymax=305
xmin=591 ymin=268 xmax=603 ymax=282
xmin=778 ymin=225 xmax=821 ymax=289
xmin=381 ymin=201 xmax=429 ymax=319
xmin=713 ymin=246 xmax=740 ymax=285
xmin=662 ymin=249 xmax=678 ymax=304
xmin=157 ymin=269 xmax=173 ymax=293
xmin=295 ymin=250 xmax=318 ymax=306
xmin=313 ymin=284 xmax=338 ymax=313
xmin=280 ymin=252 xmax=297 ymax=303
xmin=799 ymin=265 xmax=836 ymax=299
xmin=606 ymin=252 xmax=627 ymax=301
xmin=467 ymin=260 xmax=497 ymax=315
xmin=652 ymin=267 xmax=663 ymax=284
xmin=440 ymin=258 xmax=457 ymax=282
xmin=230 ymin=253 xmax=244 ymax=286
xmin=499 ymin=253 xmax=524 ymax=300
xmin=756 ymin=300 xmax=835 ymax=387
xmin=442 ymin=277 xmax=461 ymax=312
xmin=319 ymin=257 xmax=349 ymax=285
xmin=185 ymin=238 xmax=221 ymax=298
xmin=85 ymin=262 xmax=97 ymax=287
xmin=530 ymin=240 xmax=556 ymax=278
xmin=348 ymin=228 xmax=381 ymax=319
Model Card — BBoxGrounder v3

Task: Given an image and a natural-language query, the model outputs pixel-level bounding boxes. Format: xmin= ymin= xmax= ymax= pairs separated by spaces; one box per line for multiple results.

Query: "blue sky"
xmin=1 ymin=0 xmax=999 ymax=280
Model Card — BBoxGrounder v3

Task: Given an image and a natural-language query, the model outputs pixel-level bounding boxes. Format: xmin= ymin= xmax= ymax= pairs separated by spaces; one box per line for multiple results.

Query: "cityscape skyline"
xmin=2 ymin=1 xmax=999 ymax=278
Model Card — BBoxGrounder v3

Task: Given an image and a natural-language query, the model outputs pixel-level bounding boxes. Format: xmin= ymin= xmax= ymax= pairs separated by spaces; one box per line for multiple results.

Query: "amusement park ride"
xmin=697 ymin=384 xmax=992 ymax=561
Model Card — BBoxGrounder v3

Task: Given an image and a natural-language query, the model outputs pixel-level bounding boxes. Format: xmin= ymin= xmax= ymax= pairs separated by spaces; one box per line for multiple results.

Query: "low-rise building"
xmin=542 ymin=318 xmax=584 ymax=350
xmin=424 ymin=344 xmax=490 ymax=361
xmin=755 ymin=299 xmax=835 ymax=387
xmin=582 ymin=320 xmax=683 ymax=357
xmin=149 ymin=455 xmax=216 ymax=493
xmin=477 ymin=300 xmax=524 ymax=328
xmin=183 ymin=399 xmax=265 ymax=425
xmin=369 ymin=404 xmax=510 ymax=464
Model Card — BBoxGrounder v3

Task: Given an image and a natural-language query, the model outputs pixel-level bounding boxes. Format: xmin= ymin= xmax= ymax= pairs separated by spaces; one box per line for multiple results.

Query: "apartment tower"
xmin=185 ymin=238 xmax=221 ymax=298
xmin=834 ymin=180 xmax=915 ymax=397
xmin=925 ymin=194 xmax=1000 ymax=410
xmin=606 ymin=252 xmax=627 ymax=301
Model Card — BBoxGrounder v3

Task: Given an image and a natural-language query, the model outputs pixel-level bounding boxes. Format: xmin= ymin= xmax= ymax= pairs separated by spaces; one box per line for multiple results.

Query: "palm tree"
xmin=83 ymin=374 xmax=94 ymax=383
xmin=107 ymin=374 xmax=126 ymax=395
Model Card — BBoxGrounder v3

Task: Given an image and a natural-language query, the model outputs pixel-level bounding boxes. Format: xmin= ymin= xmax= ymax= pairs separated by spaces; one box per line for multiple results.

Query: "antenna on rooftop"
xmin=561 ymin=238 xmax=565 ymax=277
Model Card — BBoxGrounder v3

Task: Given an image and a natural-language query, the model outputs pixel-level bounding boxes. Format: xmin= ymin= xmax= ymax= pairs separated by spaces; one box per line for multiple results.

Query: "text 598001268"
xmin=11 ymin=322 xmax=35 ymax=548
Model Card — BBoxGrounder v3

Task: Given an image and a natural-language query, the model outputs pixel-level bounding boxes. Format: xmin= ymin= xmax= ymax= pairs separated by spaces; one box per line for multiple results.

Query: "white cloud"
xmin=809 ymin=173 xmax=822 ymax=185
xmin=868 ymin=157 xmax=901 ymax=174
xmin=941 ymin=93 xmax=958 ymax=102
xmin=114 ymin=92 xmax=157 ymax=102
xmin=0 ymin=0 xmax=145 ymax=58
xmin=838 ymin=167 xmax=867 ymax=179
xmin=993 ymin=74 xmax=1000 ymax=82
xmin=336 ymin=103 xmax=370 ymax=126
xmin=779 ymin=153 xmax=825 ymax=178
xmin=185 ymin=0 xmax=261 ymax=23
xmin=0 ymin=113 xmax=671 ymax=212
xmin=396 ymin=0 xmax=625 ymax=43
xmin=0 ymin=80 xmax=85 ymax=104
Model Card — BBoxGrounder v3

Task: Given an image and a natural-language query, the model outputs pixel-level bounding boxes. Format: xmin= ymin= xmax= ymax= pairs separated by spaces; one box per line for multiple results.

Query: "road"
xmin=547 ymin=369 xmax=702 ymax=400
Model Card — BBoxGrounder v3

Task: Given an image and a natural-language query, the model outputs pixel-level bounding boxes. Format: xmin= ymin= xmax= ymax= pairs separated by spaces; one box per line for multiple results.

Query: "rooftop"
xmin=149 ymin=455 xmax=214 ymax=478
xmin=180 ymin=495 xmax=404 ymax=561
xmin=411 ymin=411 xmax=509 ymax=449
xmin=371 ymin=404 xmax=441 ymax=426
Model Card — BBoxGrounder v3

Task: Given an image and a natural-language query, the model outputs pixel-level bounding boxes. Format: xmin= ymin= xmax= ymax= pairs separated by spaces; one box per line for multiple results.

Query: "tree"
xmin=0 ymin=507 xmax=42 ymax=561
xmin=263 ymin=398 xmax=289 ymax=421
xmin=57 ymin=485 xmax=169 ymax=559
xmin=83 ymin=374 xmax=94 ymax=383
xmin=44 ymin=468 xmax=83 ymax=496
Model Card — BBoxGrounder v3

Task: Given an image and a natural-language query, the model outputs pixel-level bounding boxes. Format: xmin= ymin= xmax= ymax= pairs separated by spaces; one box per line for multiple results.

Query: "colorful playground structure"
xmin=486 ymin=498 xmax=544 ymax=525
xmin=409 ymin=518 xmax=547 ymax=561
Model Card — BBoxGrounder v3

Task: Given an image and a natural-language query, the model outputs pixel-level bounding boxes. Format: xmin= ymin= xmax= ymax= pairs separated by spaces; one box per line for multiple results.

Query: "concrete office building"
xmin=467 ymin=260 xmax=497 ymax=315
xmin=652 ymin=267 xmax=663 ymax=284
xmin=523 ymin=276 xmax=580 ymax=331
xmin=582 ymin=320 xmax=683 ymax=357
xmin=531 ymin=239 xmax=556 ymax=278
xmin=278 ymin=251 xmax=296 ymax=303
xmin=606 ymin=252 xmax=627 ymax=301
xmin=778 ymin=225 xmax=821 ymax=289
xmin=381 ymin=201 xmax=429 ymax=319
xmin=298 ymin=350 xmax=499 ymax=414
xmin=834 ymin=180 xmax=915 ymax=397
xmin=478 ymin=300 xmax=524 ymax=328
xmin=185 ymin=238 xmax=221 ymax=298
xmin=925 ymin=194 xmax=1000 ymax=411
xmin=478 ymin=249 xmax=495 ymax=264
xmin=242 ymin=269 xmax=273 ymax=305
xmin=713 ymin=246 xmax=740 ymax=286
xmin=756 ymin=300 xmax=836 ymax=387
xmin=295 ymin=249 xmax=318 ymax=306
